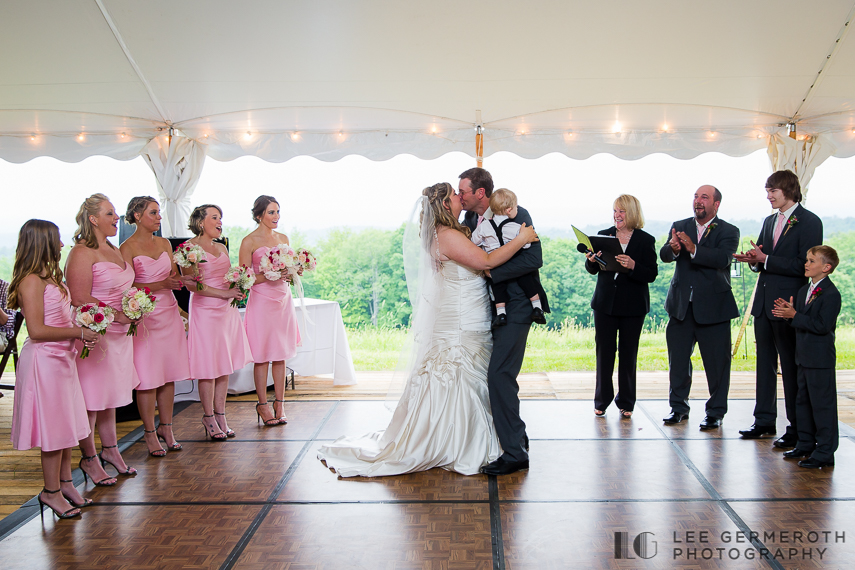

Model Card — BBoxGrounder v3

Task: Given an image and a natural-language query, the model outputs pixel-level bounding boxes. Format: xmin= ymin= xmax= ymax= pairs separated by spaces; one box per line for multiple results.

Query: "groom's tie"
xmin=477 ymin=215 xmax=484 ymax=228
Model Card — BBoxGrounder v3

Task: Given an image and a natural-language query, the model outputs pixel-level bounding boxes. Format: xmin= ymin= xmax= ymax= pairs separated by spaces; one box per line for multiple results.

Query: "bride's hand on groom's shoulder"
xmin=516 ymin=223 xmax=539 ymax=244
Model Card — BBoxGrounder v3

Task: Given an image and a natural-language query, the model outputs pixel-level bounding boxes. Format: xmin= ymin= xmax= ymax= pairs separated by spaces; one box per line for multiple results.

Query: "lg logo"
xmin=615 ymin=532 xmax=658 ymax=559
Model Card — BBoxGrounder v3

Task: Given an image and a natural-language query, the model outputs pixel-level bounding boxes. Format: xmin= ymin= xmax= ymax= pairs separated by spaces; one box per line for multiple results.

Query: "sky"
xmin=1 ymin=149 xmax=853 ymax=251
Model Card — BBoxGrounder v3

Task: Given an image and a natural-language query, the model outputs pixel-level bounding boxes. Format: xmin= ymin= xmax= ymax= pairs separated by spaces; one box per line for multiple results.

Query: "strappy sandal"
xmin=156 ymin=423 xmax=182 ymax=451
xmin=202 ymin=414 xmax=227 ymax=441
xmin=620 ymin=409 xmax=633 ymax=419
xmin=143 ymin=429 xmax=167 ymax=457
xmin=273 ymin=399 xmax=288 ymax=424
xmin=78 ymin=454 xmax=117 ymax=486
xmin=214 ymin=411 xmax=236 ymax=437
xmin=60 ymin=479 xmax=93 ymax=508
xmin=594 ymin=409 xmax=606 ymax=417
xmin=256 ymin=402 xmax=280 ymax=426
xmin=38 ymin=488 xmax=81 ymax=520
xmin=99 ymin=445 xmax=137 ymax=475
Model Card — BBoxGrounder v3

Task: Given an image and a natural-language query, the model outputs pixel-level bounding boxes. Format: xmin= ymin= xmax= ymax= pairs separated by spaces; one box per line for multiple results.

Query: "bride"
xmin=317 ymin=182 xmax=538 ymax=477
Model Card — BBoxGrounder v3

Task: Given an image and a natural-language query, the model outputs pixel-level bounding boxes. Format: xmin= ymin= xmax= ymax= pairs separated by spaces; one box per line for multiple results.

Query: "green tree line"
xmin=231 ymin=226 xmax=854 ymax=329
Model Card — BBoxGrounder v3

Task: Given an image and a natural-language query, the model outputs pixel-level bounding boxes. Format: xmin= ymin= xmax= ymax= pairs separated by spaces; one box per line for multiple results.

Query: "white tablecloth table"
xmin=174 ymin=297 xmax=357 ymax=402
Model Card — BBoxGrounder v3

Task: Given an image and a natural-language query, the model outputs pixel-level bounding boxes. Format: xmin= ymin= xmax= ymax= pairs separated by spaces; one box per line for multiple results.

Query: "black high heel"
xmin=202 ymin=414 xmax=227 ymax=441
xmin=156 ymin=423 xmax=182 ymax=450
xmin=256 ymin=402 xmax=280 ymax=426
xmin=59 ymin=479 xmax=93 ymax=508
xmin=99 ymin=445 xmax=137 ymax=476
xmin=143 ymin=429 xmax=167 ymax=457
xmin=273 ymin=399 xmax=288 ymax=424
xmin=79 ymin=454 xmax=117 ymax=486
xmin=38 ymin=488 xmax=81 ymax=520
xmin=214 ymin=411 xmax=236 ymax=437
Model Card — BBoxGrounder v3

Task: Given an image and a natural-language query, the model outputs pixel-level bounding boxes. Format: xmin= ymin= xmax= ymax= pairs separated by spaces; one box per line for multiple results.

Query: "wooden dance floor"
xmin=2 ymin=391 xmax=855 ymax=568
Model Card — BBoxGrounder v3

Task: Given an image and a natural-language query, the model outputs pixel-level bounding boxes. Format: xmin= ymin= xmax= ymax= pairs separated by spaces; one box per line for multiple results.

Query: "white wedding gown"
xmin=317 ymin=259 xmax=502 ymax=477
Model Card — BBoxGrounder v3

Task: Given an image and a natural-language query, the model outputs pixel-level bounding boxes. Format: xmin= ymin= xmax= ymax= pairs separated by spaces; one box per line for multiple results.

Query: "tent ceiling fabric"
xmin=2 ymin=0 xmax=855 ymax=163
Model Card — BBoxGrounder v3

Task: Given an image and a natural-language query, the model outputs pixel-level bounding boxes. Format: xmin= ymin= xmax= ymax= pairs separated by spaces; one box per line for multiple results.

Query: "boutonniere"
xmin=703 ymin=222 xmax=718 ymax=239
xmin=783 ymin=215 xmax=799 ymax=236
xmin=809 ymin=286 xmax=822 ymax=303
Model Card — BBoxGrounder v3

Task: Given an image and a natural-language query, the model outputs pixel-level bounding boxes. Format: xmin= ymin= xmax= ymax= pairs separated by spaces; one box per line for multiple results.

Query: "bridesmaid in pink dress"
xmin=239 ymin=196 xmax=301 ymax=426
xmin=184 ymin=204 xmax=253 ymax=440
xmin=9 ymin=220 xmax=99 ymax=519
xmin=66 ymin=194 xmax=139 ymax=486
xmin=120 ymin=196 xmax=191 ymax=456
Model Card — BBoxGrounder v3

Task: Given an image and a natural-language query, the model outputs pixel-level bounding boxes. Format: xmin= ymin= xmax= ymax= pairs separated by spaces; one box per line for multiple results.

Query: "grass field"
xmin=348 ymin=324 xmax=855 ymax=373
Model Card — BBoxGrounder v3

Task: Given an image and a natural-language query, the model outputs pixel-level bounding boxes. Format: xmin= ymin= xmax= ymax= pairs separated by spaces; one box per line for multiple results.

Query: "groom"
xmin=459 ymin=167 xmax=549 ymax=475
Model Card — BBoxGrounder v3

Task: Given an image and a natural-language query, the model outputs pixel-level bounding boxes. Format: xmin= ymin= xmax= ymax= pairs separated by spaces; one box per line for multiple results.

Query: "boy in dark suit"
xmin=771 ymin=245 xmax=841 ymax=469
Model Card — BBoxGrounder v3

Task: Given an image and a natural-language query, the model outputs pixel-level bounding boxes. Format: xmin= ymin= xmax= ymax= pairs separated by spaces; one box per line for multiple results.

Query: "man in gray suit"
xmin=660 ymin=185 xmax=740 ymax=430
xmin=458 ymin=167 xmax=549 ymax=475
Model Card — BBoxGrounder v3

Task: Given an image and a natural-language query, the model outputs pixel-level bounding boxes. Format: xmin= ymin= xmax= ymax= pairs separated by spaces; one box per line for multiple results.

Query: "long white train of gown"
xmin=317 ymin=260 xmax=502 ymax=477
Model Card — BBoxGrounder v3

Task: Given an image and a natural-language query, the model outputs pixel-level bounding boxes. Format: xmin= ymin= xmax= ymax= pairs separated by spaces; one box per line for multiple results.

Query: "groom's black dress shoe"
xmin=531 ymin=307 xmax=546 ymax=325
xmin=773 ymin=434 xmax=798 ymax=449
xmin=663 ymin=412 xmax=688 ymax=424
xmin=491 ymin=314 xmax=507 ymax=329
xmin=481 ymin=457 xmax=529 ymax=476
xmin=738 ymin=424 xmax=776 ymax=439
xmin=699 ymin=416 xmax=722 ymax=430
xmin=798 ymin=457 xmax=834 ymax=469
xmin=783 ymin=448 xmax=813 ymax=459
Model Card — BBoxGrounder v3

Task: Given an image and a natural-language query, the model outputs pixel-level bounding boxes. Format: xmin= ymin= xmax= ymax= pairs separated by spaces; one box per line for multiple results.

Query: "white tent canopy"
xmin=2 ymin=1 xmax=855 ymax=230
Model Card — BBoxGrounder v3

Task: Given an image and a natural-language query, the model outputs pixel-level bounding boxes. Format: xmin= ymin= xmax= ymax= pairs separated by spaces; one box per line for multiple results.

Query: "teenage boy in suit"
xmin=734 ymin=170 xmax=823 ymax=448
xmin=771 ymin=245 xmax=841 ymax=469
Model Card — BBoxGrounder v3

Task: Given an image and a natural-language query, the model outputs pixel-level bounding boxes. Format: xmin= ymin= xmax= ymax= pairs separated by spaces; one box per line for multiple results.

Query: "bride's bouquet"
xmin=224 ymin=264 xmax=255 ymax=307
xmin=173 ymin=241 xmax=207 ymax=291
xmin=122 ymin=287 xmax=157 ymax=336
xmin=258 ymin=244 xmax=296 ymax=281
xmin=74 ymin=302 xmax=115 ymax=358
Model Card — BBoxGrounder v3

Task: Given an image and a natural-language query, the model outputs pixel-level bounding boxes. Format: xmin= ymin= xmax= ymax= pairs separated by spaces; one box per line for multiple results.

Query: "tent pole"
xmin=475 ymin=110 xmax=483 ymax=167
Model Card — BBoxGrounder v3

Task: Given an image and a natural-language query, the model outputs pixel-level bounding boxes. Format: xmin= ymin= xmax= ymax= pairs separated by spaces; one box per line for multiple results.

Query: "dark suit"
xmin=660 ymin=216 xmax=740 ymax=418
xmin=790 ymin=278 xmax=840 ymax=462
xmin=749 ymin=204 xmax=823 ymax=436
xmin=463 ymin=206 xmax=548 ymax=462
xmin=585 ymin=227 xmax=658 ymax=411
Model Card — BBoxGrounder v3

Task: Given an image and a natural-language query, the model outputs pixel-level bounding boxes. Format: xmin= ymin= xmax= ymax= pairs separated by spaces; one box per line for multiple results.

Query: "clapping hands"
xmin=772 ymin=297 xmax=796 ymax=320
xmin=733 ymin=241 xmax=766 ymax=264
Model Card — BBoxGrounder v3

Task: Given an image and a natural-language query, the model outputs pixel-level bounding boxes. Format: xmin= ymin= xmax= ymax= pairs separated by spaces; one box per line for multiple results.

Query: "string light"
xmin=338 ymin=132 xmax=344 ymax=138
xmin=203 ymin=133 xmax=209 ymax=138
xmin=244 ymin=131 xmax=252 ymax=140
xmin=612 ymin=121 xmax=622 ymax=134
xmin=77 ymin=133 xmax=85 ymax=141
xmin=661 ymin=124 xmax=669 ymax=132
xmin=120 ymin=133 xmax=126 ymax=139
xmin=707 ymin=130 xmax=717 ymax=138
xmin=30 ymin=134 xmax=36 ymax=141
xmin=431 ymin=126 xmax=437 ymax=133
xmin=291 ymin=132 xmax=300 ymax=141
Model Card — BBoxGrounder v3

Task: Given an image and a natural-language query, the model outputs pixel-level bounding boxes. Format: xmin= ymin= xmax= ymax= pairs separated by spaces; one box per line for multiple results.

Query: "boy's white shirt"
xmin=470 ymin=213 xmax=531 ymax=253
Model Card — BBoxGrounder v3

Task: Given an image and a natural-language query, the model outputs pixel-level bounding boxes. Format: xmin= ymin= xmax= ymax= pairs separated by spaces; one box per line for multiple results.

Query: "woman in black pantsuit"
xmin=585 ymin=194 xmax=658 ymax=418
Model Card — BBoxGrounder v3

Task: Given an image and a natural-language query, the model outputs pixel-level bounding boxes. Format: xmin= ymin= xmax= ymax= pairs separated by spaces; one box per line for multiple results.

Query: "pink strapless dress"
xmin=11 ymin=284 xmax=90 ymax=451
xmin=132 ymin=252 xmax=191 ymax=390
xmin=76 ymin=261 xmax=140 ymax=410
xmin=244 ymin=246 xmax=301 ymax=362
xmin=187 ymin=251 xmax=253 ymax=379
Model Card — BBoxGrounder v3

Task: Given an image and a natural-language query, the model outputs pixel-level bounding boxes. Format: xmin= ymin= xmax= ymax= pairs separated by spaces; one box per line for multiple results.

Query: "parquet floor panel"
xmin=497 ymin=439 xmax=711 ymax=502
xmin=79 ymin=438 xmax=307 ymax=504
xmin=676 ymin=437 xmax=855 ymax=500
xmin=315 ymin=400 xmax=393 ymax=440
xmin=728 ymin=501 xmax=855 ymax=568
xmin=501 ymin=502 xmax=763 ymax=569
xmin=237 ymin=503 xmax=493 ymax=570
xmin=520 ymin=400 xmax=665 ymax=440
xmin=281 ymin=457 xmax=490 ymax=503
xmin=0 ymin=504 xmax=262 ymax=570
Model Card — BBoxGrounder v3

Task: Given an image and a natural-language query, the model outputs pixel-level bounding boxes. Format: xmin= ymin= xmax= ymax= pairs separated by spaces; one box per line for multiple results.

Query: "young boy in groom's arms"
xmin=772 ymin=245 xmax=841 ymax=469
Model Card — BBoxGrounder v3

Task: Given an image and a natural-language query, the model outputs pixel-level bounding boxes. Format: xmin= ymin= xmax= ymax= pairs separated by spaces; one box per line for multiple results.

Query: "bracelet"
xmin=81 ymin=328 xmax=84 ymax=340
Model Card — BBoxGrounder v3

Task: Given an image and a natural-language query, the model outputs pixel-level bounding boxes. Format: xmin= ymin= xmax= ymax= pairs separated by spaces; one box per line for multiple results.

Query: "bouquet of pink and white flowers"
xmin=296 ymin=248 xmax=317 ymax=274
xmin=173 ymin=241 xmax=207 ymax=291
xmin=122 ymin=287 xmax=157 ymax=336
xmin=75 ymin=302 xmax=115 ymax=358
xmin=258 ymin=244 xmax=297 ymax=281
xmin=224 ymin=264 xmax=256 ymax=307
